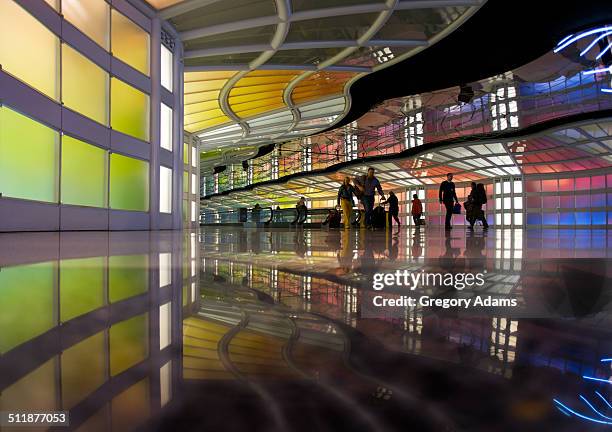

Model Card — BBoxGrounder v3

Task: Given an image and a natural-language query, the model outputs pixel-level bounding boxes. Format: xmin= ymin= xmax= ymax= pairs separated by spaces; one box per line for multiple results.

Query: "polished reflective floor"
xmin=0 ymin=227 xmax=610 ymax=431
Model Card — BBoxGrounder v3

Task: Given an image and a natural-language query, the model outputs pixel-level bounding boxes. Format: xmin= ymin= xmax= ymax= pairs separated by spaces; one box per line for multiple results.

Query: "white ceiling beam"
xmin=158 ymin=0 xmax=224 ymax=19
xmin=395 ymin=0 xmax=481 ymax=10
xmin=181 ymin=16 xmax=281 ymax=41
xmin=184 ymin=44 xmax=272 ymax=59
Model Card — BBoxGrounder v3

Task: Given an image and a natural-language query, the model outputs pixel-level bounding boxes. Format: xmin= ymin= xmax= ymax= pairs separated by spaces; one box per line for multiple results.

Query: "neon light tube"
xmin=580 ymin=31 xmax=612 ymax=57
xmin=554 ymin=26 xmax=612 ymax=53
xmin=595 ymin=391 xmax=612 ymax=410
xmin=583 ymin=375 xmax=612 ymax=384
xmin=596 ymin=41 xmax=612 ymax=60
xmin=580 ymin=395 xmax=612 ymax=420
xmin=553 ymin=399 xmax=612 ymax=425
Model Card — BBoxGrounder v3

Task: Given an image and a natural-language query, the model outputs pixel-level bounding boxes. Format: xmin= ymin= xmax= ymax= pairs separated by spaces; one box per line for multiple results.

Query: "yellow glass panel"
xmin=185 ymin=79 xmax=229 ymax=93
xmin=44 ymin=0 xmax=59 ymax=10
xmin=111 ymin=10 xmax=149 ymax=75
xmin=185 ymin=70 xmax=236 ymax=82
xmin=184 ymin=142 xmax=189 ymax=164
xmin=236 ymin=104 xmax=285 ymax=119
xmin=293 ymin=90 xmax=344 ymax=104
xmin=111 ymin=77 xmax=150 ymax=141
xmin=185 ymin=109 xmax=225 ymax=125
xmin=62 ymin=44 xmax=109 ymax=125
xmin=184 ymin=90 xmax=220 ymax=105
xmin=232 ymin=96 xmax=284 ymax=112
xmin=111 ymin=379 xmax=150 ymax=431
xmin=185 ymin=117 xmax=231 ymax=132
xmin=61 ymin=331 xmax=106 ymax=409
xmin=144 ymin=0 xmax=185 ymax=8
xmin=62 ymin=0 xmax=110 ymax=49
xmin=229 ymin=90 xmax=283 ymax=108
xmin=0 ymin=358 xmax=57 ymax=411
xmin=185 ymin=100 xmax=220 ymax=115
xmin=229 ymin=83 xmax=288 ymax=96
xmin=0 ymin=0 xmax=59 ymax=99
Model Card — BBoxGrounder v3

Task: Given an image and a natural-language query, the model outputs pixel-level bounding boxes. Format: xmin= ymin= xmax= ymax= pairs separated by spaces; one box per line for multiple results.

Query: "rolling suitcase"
xmin=372 ymin=205 xmax=386 ymax=229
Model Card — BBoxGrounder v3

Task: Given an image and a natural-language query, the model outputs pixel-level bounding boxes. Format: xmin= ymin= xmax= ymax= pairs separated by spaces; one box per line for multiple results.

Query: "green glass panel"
xmin=0 ymin=0 xmax=59 ymax=99
xmin=0 ymin=107 xmax=59 ymax=203
xmin=183 ymin=199 xmax=188 ymax=222
xmin=62 ymin=44 xmax=109 ymax=125
xmin=61 ymin=331 xmax=106 ymax=409
xmin=59 ymin=257 xmax=105 ymax=322
xmin=109 ymin=153 xmax=149 ymax=211
xmin=110 ymin=78 xmax=150 ymax=141
xmin=182 ymin=282 xmax=188 ymax=307
xmin=111 ymin=10 xmax=150 ymax=75
xmin=109 ymin=314 xmax=149 ymax=376
xmin=183 ymin=170 xmax=189 ymax=193
xmin=0 ymin=262 xmax=55 ymax=354
xmin=108 ymin=255 xmax=148 ymax=303
xmin=184 ymin=143 xmax=188 ymax=165
xmin=61 ymin=136 xmax=107 ymax=208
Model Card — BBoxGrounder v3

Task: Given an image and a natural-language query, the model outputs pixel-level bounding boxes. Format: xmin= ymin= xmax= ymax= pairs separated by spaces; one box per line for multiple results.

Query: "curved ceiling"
xmin=336 ymin=0 xmax=612 ymax=128
xmin=148 ymin=0 xmax=486 ymax=151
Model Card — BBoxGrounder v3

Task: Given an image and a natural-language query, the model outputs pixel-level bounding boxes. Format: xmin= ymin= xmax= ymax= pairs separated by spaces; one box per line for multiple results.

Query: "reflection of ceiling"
xmin=202 ymin=119 xmax=612 ymax=208
xmin=150 ymin=0 xmax=486 ymax=151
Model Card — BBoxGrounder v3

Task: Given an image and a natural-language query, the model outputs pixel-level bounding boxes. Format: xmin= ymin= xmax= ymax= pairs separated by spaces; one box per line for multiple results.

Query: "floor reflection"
xmin=0 ymin=228 xmax=610 ymax=431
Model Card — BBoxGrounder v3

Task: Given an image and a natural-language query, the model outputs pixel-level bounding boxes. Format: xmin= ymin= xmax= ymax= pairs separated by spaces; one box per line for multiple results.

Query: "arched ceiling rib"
xmin=147 ymin=0 xmax=486 ymax=152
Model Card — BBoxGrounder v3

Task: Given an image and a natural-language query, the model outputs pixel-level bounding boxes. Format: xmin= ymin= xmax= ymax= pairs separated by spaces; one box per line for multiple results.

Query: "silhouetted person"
xmin=387 ymin=191 xmax=401 ymax=228
xmin=439 ymin=173 xmax=459 ymax=230
xmin=467 ymin=183 xmax=489 ymax=229
xmin=354 ymin=167 xmax=385 ymax=229
xmin=291 ymin=197 xmax=307 ymax=225
xmin=411 ymin=193 xmax=423 ymax=226
xmin=252 ymin=203 xmax=261 ymax=223
xmin=337 ymin=177 xmax=356 ymax=229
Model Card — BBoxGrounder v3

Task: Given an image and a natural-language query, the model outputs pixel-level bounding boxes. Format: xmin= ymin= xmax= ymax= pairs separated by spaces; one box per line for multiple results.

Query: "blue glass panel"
xmin=575 ymin=212 xmax=591 ymax=225
xmin=527 ymin=213 xmax=542 ymax=225
xmin=592 ymin=212 xmax=605 ymax=225
xmin=542 ymin=213 xmax=558 ymax=225
xmin=559 ymin=213 xmax=575 ymax=225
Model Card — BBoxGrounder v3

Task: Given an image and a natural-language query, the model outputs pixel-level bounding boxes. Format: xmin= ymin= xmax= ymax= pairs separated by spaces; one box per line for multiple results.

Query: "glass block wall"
xmin=0 ymin=0 xmax=184 ymax=231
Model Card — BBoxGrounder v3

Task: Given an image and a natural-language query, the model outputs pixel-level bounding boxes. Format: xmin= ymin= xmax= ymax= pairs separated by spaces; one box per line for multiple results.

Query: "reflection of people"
xmin=294 ymin=230 xmax=307 ymax=257
xmin=354 ymin=167 xmax=385 ymax=229
xmin=439 ymin=173 xmax=459 ymax=230
xmin=387 ymin=191 xmax=401 ymax=228
xmin=336 ymin=230 xmax=354 ymax=273
xmin=337 ymin=177 xmax=356 ymax=228
xmin=411 ymin=229 xmax=423 ymax=259
xmin=291 ymin=197 xmax=307 ymax=226
xmin=411 ymin=194 xmax=423 ymax=226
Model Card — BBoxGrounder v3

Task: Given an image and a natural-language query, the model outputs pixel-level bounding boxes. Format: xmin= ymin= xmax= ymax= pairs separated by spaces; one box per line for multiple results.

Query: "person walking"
xmin=291 ymin=197 xmax=308 ymax=226
xmin=411 ymin=194 xmax=423 ymax=226
xmin=439 ymin=173 xmax=459 ymax=230
xmin=387 ymin=191 xmax=401 ymax=228
xmin=467 ymin=183 xmax=489 ymax=229
xmin=354 ymin=167 xmax=385 ymax=229
xmin=337 ymin=177 xmax=356 ymax=229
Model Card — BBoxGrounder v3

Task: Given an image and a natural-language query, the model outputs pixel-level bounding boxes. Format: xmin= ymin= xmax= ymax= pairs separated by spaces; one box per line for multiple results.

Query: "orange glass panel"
xmin=291 ymin=71 xmax=356 ymax=105
xmin=183 ymin=71 xmax=236 ymax=132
